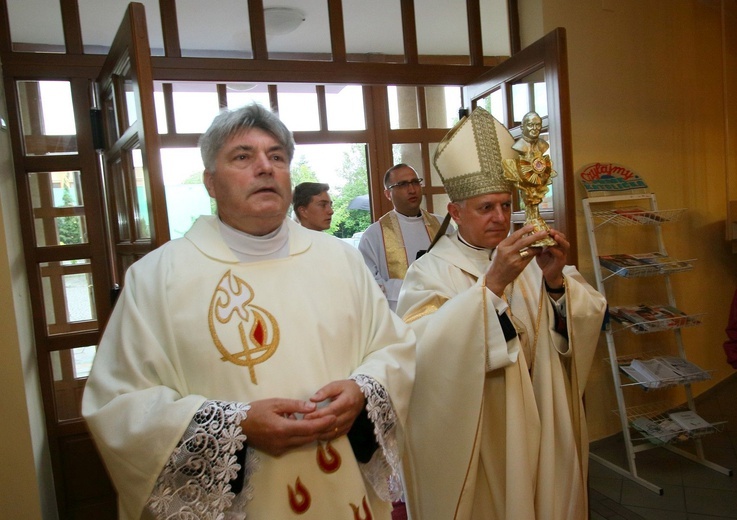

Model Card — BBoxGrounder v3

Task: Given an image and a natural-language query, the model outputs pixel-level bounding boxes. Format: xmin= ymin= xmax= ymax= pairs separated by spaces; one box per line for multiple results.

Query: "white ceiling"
xmin=6 ymin=0 xmax=511 ymax=57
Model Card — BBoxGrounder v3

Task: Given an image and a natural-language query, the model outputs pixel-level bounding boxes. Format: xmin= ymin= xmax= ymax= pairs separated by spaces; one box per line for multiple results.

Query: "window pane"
xmin=426 ymin=86 xmax=462 ymax=129
xmin=172 ymin=82 xmax=221 ymax=134
xmin=177 ymin=0 xmax=252 ymax=58
xmin=416 ymin=0 xmax=469 ymax=65
xmin=108 ymin=159 xmax=130 ymax=241
xmin=534 ymin=83 xmax=549 ymax=119
xmin=277 ymin=84 xmax=319 ymax=131
xmin=7 ymin=0 xmax=64 ymax=52
xmin=511 ymin=83 xmax=530 ymax=123
xmin=79 ymin=0 xmax=164 ymax=55
xmin=429 ymin=142 xmax=443 ymax=188
xmin=391 ymin=143 xmax=425 ymax=185
xmin=292 ymin=143 xmax=371 ymax=238
xmin=72 ymin=346 xmax=97 ymax=379
xmin=161 ymin=148 xmax=213 ymax=239
xmin=131 ymin=149 xmax=151 ymax=239
xmin=41 ymin=258 xmax=97 ymax=335
xmin=431 ymin=193 xmax=451 ymax=216
xmin=476 ymin=88 xmax=505 ymax=122
xmin=125 ymin=79 xmax=138 ymax=128
xmin=51 ymin=346 xmax=97 ymax=421
xmin=29 ymin=171 xmax=88 ymax=247
xmin=481 ymin=0 xmax=512 ymax=56
xmin=102 ymin=88 xmax=120 ymax=145
xmin=326 ymin=85 xmax=365 ymax=131
xmin=511 ymin=68 xmax=546 ymax=124
xmin=388 ymin=86 xmax=420 ymax=129
xmin=17 ymin=81 xmax=77 ymax=156
xmin=153 ymin=86 xmax=168 ymax=134
xmin=226 ymin=84 xmax=271 ymax=110
xmin=344 ymin=0 xmax=403 ymax=61
xmin=293 ymin=143 xmax=359 ymax=188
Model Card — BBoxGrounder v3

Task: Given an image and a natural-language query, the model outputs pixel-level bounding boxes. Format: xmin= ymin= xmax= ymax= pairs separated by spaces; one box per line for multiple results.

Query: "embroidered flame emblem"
xmin=350 ymin=496 xmax=372 ymax=520
xmin=316 ymin=441 xmax=341 ymax=473
xmin=288 ymin=477 xmax=311 ymax=514
xmin=209 ymin=270 xmax=279 ymax=384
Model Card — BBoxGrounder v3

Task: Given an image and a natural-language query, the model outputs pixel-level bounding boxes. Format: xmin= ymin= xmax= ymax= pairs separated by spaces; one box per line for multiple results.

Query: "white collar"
xmin=456 ymin=232 xmax=494 ymax=260
xmin=394 ymin=209 xmax=423 ymax=222
xmin=218 ymin=219 xmax=289 ymax=262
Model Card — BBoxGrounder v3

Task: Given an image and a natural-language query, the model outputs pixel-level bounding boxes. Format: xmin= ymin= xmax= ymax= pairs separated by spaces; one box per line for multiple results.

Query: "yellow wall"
xmin=538 ymin=0 xmax=737 ymax=439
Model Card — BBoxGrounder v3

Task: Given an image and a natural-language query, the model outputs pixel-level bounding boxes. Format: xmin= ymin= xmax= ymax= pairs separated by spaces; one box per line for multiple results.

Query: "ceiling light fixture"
xmin=226 ymin=83 xmax=258 ymax=92
xmin=263 ymin=7 xmax=305 ymax=36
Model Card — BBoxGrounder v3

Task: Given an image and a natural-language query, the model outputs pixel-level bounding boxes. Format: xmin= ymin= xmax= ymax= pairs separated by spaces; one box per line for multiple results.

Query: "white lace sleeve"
xmin=144 ymin=400 xmax=254 ymax=519
xmin=350 ymin=374 xmax=403 ymax=502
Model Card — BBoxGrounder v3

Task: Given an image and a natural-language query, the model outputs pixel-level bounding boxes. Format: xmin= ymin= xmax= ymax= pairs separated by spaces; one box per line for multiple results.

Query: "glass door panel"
xmin=463 ymin=29 xmax=574 ymax=257
xmin=17 ymin=80 xmax=78 ymax=155
xmin=96 ymin=2 xmax=168 ymax=285
xmin=510 ymin=68 xmax=547 ymax=123
xmin=29 ymin=170 xmax=88 ymax=246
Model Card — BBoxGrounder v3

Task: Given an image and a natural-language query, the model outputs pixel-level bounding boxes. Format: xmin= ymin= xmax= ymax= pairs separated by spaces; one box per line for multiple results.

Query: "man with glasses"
xmin=358 ymin=164 xmax=446 ymax=312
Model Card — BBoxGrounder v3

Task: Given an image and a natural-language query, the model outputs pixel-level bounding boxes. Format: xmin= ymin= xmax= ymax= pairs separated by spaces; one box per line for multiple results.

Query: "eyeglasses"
xmin=387 ymin=178 xmax=424 ymax=190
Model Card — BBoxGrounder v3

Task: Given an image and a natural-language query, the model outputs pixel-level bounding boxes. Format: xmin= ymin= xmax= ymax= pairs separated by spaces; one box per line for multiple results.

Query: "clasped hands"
xmin=485 ymin=224 xmax=569 ymax=299
xmin=239 ymin=379 xmax=365 ymax=457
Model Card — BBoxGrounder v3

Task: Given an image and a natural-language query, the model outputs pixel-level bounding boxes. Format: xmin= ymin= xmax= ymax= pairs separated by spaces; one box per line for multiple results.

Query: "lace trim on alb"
xmin=350 ymin=374 xmax=403 ymax=501
xmin=145 ymin=400 xmax=251 ymax=519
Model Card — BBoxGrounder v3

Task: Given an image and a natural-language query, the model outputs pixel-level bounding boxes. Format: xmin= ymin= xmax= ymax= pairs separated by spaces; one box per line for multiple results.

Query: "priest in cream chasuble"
xmin=83 ymin=104 xmax=416 ymax=520
xmin=397 ymin=107 xmax=606 ymax=520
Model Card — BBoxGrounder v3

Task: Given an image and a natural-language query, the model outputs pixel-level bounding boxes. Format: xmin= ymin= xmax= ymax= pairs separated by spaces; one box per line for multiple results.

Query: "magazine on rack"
xmin=598 ymin=252 xmax=692 ymax=276
xmin=629 ymin=252 xmax=693 ymax=273
xmin=619 ymin=356 xmax=710 ymax=388
xmin=668 ymin=410 xmax=713 ymax=433
xmin=598 ymin=254 xmax=659 ymax=276
xmin=609 ymin=304 xmax=695 ymax=332
xmin=658 ymin=356 xmax=711 ymax=382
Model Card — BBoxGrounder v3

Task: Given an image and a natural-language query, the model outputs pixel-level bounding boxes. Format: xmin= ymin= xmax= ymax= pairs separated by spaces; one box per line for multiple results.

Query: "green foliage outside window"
xmin=327 ymin=144 xmax=370 ymax=238
xmin=57 ymin=187 xmax=82 ymax=245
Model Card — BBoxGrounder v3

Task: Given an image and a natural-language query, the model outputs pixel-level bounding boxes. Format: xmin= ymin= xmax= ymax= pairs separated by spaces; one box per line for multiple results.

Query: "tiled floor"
xmin=588 ymin=372 xmax=737 ymax=519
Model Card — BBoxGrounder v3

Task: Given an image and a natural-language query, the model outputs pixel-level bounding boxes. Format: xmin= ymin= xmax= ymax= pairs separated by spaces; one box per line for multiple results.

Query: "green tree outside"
xmin=328 ymin=144 xmax=371 ymax=238
xmin=57 ymin=187 xmax=82 ymax=245
xmin=290 ymin=156 xmax=320 ymax=186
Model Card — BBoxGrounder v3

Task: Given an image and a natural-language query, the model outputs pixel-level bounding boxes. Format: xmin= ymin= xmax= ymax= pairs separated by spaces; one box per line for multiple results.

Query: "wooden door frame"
xmin=463 ymin=28 xmax=576 ymax=262
xmin=97 ymin=2 xmax=169 ymax=283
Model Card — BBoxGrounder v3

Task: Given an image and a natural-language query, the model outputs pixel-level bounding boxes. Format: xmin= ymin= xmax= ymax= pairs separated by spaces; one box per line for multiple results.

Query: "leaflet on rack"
xmin=667 ymin=411 xmax=712 ymax=433
xmin=631 ymin=417 xmax=683 ymax=445
xmin=619 ymin=356 xmax=710 ymax=388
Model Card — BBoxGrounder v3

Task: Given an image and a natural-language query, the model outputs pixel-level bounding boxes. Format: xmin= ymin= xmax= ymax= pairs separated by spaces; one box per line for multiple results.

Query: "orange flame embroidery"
xmin=316 ymin=441 xmax=341 ymax=473
xmin=288 ymin=477 xmax=311 ymax=514
xmin=350 ymin=496 xmax=372 ymax=520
